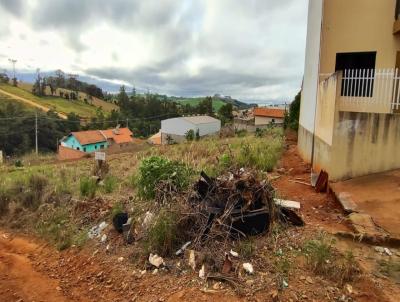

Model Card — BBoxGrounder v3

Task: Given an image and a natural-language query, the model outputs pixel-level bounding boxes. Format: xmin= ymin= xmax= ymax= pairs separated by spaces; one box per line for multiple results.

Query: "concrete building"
xmin=253 ymin=108 xmax=285 ymax=126
xmin=299 ymin=0 xmax=400 ymax=180
xmin=161 ymin=116 xmax=221 ymax=144
xmin=59 ymin=127 xmax=134 ymax=160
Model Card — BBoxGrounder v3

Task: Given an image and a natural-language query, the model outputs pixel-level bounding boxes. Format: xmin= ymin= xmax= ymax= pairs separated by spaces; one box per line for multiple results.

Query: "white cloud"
xmin=0 ymin=0 xmax=308 ymax=102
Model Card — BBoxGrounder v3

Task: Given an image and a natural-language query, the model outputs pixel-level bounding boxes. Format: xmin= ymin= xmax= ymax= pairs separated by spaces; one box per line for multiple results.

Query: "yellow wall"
xmin=320 ymin=0 xmax=400 ymax=74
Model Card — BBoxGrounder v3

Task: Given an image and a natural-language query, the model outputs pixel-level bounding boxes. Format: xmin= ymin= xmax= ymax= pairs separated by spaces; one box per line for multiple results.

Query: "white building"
xmin=161 ymin=116 xmax=221 ymax=144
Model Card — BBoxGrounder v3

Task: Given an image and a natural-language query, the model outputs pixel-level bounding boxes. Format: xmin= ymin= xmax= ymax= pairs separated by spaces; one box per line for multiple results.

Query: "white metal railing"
xmin=339 ymin=68 xmax=400 ymax=113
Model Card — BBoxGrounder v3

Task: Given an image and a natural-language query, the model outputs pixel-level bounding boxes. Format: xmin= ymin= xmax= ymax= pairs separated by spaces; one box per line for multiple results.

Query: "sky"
xmin=0 ymin=0 xmax=308 ymax=103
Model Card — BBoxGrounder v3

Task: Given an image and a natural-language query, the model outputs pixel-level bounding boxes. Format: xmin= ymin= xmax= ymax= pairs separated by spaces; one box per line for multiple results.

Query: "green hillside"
xmin=0 ymin=92 xmax=35 ymax=112
xmin=176 ymin=97 xmax=227 ymax=111
xmin=0 ymin=83 xmax=102 ymax=118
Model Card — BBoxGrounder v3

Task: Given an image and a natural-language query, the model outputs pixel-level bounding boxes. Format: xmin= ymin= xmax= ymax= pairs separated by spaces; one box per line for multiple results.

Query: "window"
xmin=77 ymin=147 xmax=80 ymax=151
xmin=83 ymin=147 xmax=87 ymax=152
xmin=335 ymin=52 xmax=376 ymax=97
xmin=95 ymin=145 xmax=97 ymax=149
xmin=100 ymin=145 xmax=104 ymax=149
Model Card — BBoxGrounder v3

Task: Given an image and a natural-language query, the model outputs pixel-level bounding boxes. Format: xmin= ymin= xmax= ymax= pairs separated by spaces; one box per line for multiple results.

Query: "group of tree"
xmin=284 ymin=91 xmax=301 ymax=130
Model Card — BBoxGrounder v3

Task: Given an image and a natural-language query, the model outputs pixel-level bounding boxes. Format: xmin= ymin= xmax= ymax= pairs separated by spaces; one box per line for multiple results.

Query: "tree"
xmin=185 ymin=129 xmax=194 ymax=141
xmin=117 ymin=85 xmax=129 ymax=109
xmin=218 ymin=103 xmax=233 ymax=125
xmin=284 ymin=91 xmax=301 ymax=130
xmin=198 ymin=97 xmax=213 ymax=115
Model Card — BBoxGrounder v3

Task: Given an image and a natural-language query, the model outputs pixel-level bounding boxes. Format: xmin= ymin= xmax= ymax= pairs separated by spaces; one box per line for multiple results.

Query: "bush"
xmin=185 ymin=129 xmax=195 ymax=141
xmin=145 ymin=209 xmax=179 ymax=256
xmin=21 ymin=174 xmax=48 ymax=209
xmin=303 ymin=235 xmax=334 ymax=274
xmin=80 ymin=177 xmax=97 ymax=198
xmin=136 ymin=156 xmax=193 ymax=200
xmin=219 ymin=153 xmax=232 ymax=168
xmin=103 ymin=175 xmax=117 ymax=193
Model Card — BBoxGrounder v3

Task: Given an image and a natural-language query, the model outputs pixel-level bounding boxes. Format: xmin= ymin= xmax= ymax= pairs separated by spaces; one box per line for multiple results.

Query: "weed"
xmin=378 ymin=259 xmax=400 ymax=281
xmin=302 ymin=234 xmax=334 ymax=274
xmin=333 ymin=250 xmax=359 ymax=284
xmin=110 ymin=201 xmax=124 ymax=217
xmin=0 ymin=189 xmax=10 ymax=216
xmin=274 ymin=253 xmax=292 ymax=278
xmin=237 ymin=238 xmax=256 ymax=259
xmin=103 ymin=175 xmax=117 ymax=193
xmin=136 ymin=156 xmax=193 ymax=200
xmin=219 ymin=153 xmax=232 ymax=168
xmin=144 ymin=209 xmax=179 ymax=256
xmin=80 ymin=177 xmax=97 ymax=198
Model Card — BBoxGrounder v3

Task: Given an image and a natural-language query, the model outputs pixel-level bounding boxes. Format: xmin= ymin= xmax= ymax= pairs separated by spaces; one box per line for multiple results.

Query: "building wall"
xmin=254 ymin=116 xmax=284 ymax=125
xmin=320 ymin=0 xmax=400 ymax=73
xmin=161 ymin=118 xmax=221 ymax=138
xmin=58 ymin=145 xmax=87 ymax=161
xmin=299 ymin=0 xmax=324 ymax=135
xmin=62 ymin=135 xmax=108 ymax=153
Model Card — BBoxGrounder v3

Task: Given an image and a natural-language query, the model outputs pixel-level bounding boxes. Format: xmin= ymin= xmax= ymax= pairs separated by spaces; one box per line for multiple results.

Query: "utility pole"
xmin=35 ymin=112 xmax=38 ymax=155
xmin=8 ymin=58 xmax=17 ymax=85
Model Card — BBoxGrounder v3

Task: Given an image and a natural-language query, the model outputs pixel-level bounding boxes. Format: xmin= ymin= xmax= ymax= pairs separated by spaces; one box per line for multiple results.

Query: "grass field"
xmin=175 ymin=97 xmax=227 ymax=111
xmin=0 ymin=92 xmax=36 ymax=112
xmin=0 ymin=83 xmax=102 ymax=118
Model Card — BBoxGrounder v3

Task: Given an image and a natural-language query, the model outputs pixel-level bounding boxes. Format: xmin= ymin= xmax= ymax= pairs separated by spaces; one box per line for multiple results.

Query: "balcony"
xmin=319 ymin=69 xmax=400 ymax=114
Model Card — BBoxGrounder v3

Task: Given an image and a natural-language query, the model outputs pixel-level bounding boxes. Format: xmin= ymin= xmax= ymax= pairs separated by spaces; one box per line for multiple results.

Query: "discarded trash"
xmin=122 ymin=217 xmax=134 ymax=244
xmin=100 ymin=234 xmax=107 ymax=243
xmin=274 ymin=199 xmax=301 ymax=210
xmin=176 ymin=241 xmax=191 ymax=256
xmin=88 ymin=221 xmax=108 ymax=239
xmin=242 ymin=263 xmax=254 ymax=274
xmin=113 ymin=212 xmax=128 ymax=233
xmin=187 ymin=250 xmax=197 ymax=271
xmin=315 ymin=170 xmax=328 ymax=193
xmin=117 ymin=257 xmax=124 ymax=262
xmin=149 ymin=254 xmax=165 ymax=268
xmin=142 ymin=211 xmax=154 ymax=229
xmin=229 ymin=249 xmax=239 ymax=258
xmin=384 ymin=247 xmax=393 ymax=256
xmin=152 ymin=268 xmax=159 ymax=275
xmin=199 ymin=264 xmax=206 ymax=279
xmin=222 ymin=254 xmax=232 ymax=274
xmin=282 ymin=279 xmax=288 ymax=288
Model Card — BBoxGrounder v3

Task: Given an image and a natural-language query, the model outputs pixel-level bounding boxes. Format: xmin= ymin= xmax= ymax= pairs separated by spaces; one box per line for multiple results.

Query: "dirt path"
xmin=0 ymin=88 xmax=68 ymax=119
xmin=0 ymin=233 xmax=75 ymax=302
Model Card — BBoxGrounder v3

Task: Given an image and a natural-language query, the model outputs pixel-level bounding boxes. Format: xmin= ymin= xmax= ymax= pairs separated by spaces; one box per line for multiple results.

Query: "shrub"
xmin=136 ymin=156 xmax=193 ymax=200
xmin=185 ymin=129 xmax=195 ymax=141
xmin=80 ymin=177 xmax=97 ymax=198
xmin=145 ymin=209 xmax=179 ymax=256
xmin=219 ymin=153 xmax=232 ymax=168
xmin=103 ymin=175 xmax=117 ymax=193
xmin=21 ymin=174 xmax=48 ymax=209
xmin=14 ymin=159 xmax=23 ymax=167
xmin=110 ymin=201 xmax=124 ymax=217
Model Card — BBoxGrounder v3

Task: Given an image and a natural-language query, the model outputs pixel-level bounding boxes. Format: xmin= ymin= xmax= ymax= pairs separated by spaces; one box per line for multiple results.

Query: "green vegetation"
xmin=135 ymin=156 xmax=193 ymax=200
xmin=284 ymin=91 xmax=301 ymax=130
xmin=176 ymin=97 xmax=226 ymax=111
xmin=144 ymin=208 xmax=179 ymax=256
xmin=237 ymin=238 xmax=256 ymax=259
xmin=103 ymin=175 xmax=118 ymax=193
xmin=79 ymin=177 xmax=97 ymax=198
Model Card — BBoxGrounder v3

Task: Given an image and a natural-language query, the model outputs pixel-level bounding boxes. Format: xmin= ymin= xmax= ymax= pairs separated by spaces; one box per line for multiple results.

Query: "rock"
xmin=149 ymin=254 xmax=165 ymax=268
xmin=88 ymin=221 xmax=108 ymax=239
xmin=230 ymin=249 xmax=239 ymax=257
xmin=242 ymin=263 xmax=254 ymax=274
xmin=375 ymin=246 xmax=385 ymax=253
xmin=306 ymin=276 xmax=313 ymax=284
xmin=118 ymin=257 xmax=124 ymax=262
xmin=199 ymin=265 xmax=206 ymax=280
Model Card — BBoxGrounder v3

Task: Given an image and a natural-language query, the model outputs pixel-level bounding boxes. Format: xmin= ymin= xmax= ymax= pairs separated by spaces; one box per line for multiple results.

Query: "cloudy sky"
xmin=0 ymin=0 xmax=308 ymax=103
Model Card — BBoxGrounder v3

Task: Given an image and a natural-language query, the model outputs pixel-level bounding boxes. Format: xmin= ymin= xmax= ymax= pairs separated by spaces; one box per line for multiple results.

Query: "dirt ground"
xmin=0 ymin=130 xmax=399 ymax=302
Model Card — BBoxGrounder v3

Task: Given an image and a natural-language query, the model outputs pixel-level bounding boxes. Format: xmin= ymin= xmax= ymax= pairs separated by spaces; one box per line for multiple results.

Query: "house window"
xmin=77 ymin=147 xmax=80 ymax=151
xmin=335 ymin=52 xmax=376 ymax=97
xmin=100 ymin=145 xmax=104 ymax=149
xmin=272 ymin=119 xmax=275 ymax=123
xmin=95 ymin=145 xmax=97 ymax=149
xmin=83 ymin=147 xmax=87 ymax=152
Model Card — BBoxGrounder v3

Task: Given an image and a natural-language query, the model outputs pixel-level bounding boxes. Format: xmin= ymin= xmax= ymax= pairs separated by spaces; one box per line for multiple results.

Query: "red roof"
xmin=253 ymin=108 xmax=285 ymax=118
xmin=101 ymin=128 xmax=133 ymax=144
xmin=71 ymin=130 xmax=106 ymax=146
xmin=71 ymin=128 xmax=133 ymax=145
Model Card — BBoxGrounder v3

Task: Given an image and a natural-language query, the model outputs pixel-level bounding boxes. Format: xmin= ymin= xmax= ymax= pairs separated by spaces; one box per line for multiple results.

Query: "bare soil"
xmin=0 ymin=130 xmax=398 ymax=302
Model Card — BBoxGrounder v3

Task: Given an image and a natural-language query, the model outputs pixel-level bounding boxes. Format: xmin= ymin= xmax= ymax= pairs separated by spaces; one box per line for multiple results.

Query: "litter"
xmin=176 ymin=241 xmax=192 ymax=256
xmin=113 ymin=212 xmax=128 ymax=233
xmin=88 ymin=221 xmax=108 ymax=239
xmin=315 ymin=170 xmax=329 ymax=193
xmin=242 ymin=263 xmax=254 ymax=274
xmin=199 ymin=265 xmax=206 ymax=279
xmin=149 ymin=253 xmax=165 ymax=268
xmin=274 ymin=198 xmax=301 ymax=210
xmin=229 ymin=249 xmax=239 ymax=257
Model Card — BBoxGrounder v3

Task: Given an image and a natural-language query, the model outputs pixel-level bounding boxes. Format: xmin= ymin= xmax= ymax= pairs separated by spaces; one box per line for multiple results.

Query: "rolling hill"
xmin=0 ymin=83 xmax=118 ymax=119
